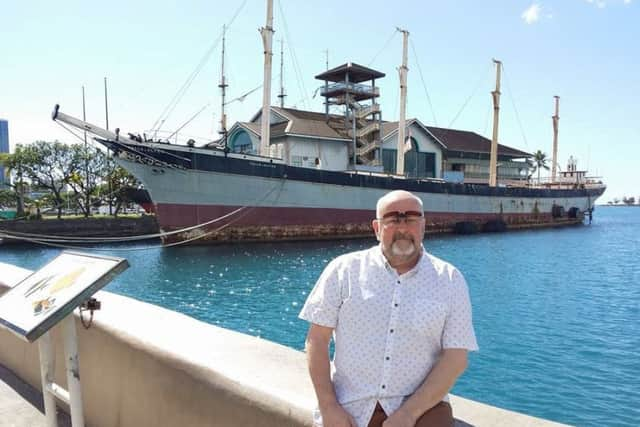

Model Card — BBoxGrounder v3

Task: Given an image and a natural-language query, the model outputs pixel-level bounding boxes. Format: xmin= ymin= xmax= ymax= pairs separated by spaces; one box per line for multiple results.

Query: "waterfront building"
xmin=216 ymin=106 xmax=531 ymax=185
xmin=0 ymin=119 xmax=8 ymax=188
xmin=212 ymin=62 xmax=531 ymax=186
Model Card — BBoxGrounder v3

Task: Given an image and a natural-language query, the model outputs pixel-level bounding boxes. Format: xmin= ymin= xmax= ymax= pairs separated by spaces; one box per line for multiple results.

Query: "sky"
xmin=1 ymin=0 xmax=638 ymax=203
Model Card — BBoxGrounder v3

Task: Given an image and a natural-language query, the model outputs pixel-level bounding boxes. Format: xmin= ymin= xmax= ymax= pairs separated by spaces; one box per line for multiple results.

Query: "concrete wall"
xmin=287 ymin=136 xmax=349 ymax=171
xmin=0 ymin=263 xmax=568 ymax=427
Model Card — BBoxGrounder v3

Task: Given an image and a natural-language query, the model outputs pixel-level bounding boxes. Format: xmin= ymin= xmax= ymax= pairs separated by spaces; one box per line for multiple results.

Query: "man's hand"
xmin=382 ymin=407 xmax=416 ymax=427
xmin=320 ymin=401 xmax=357 ymax=427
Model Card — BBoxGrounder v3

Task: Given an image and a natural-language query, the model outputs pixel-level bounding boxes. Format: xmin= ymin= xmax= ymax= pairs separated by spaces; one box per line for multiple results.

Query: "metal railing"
xmin=320 ymin=83 xmax=380 ymax=97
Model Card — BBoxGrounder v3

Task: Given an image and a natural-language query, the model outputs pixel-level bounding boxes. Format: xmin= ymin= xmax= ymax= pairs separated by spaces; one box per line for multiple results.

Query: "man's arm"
xmin=383 ymin=349 xmax=468 ymax=427
xmin=305 ymin=323 xmax=356 ymax=427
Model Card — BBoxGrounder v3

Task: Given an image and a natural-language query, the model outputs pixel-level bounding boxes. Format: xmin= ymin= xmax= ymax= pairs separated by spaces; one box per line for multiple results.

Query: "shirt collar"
xmin=375 ymin=244 xmax=425 ymax=277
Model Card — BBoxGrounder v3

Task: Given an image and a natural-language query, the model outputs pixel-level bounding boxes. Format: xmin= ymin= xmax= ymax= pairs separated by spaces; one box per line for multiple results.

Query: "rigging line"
xmin=277 ymin=0 xmax=310 ymax=109
xmin=165 ymin=103 xmax=210 ymax=141
xmin=409 ymin=39 xmax=438 ymax=126
xmin=2 ymin=181 xmax=285 ymax=251
xmin=150 ymin=0 xmax=249 ymax=136
xmin=0 ymin=206 xmax=249 ymax=243
xmin=447 ymin=61 xmax=493 ymax=129
xmin=55 ymin=122 xmax=185 ymax=171
xmin=151 ymin=179 xmax=285 ymax=248
xmin=224 ymin=84 xmax=262 ymax=105
xmin=368 ymin=28 xmax=398 ymax=67
xmin=482 ymin=95 xmax=492 ymax=136
xmin=502 ymin=65 xmax=530 ymax=150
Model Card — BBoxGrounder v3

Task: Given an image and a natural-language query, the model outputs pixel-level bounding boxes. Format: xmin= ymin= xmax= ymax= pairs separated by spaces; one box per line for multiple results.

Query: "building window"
xmin=291 ymin=155 xmax=303 ymax=167
xmin=229 ymin=130 xmax=254 ymax=153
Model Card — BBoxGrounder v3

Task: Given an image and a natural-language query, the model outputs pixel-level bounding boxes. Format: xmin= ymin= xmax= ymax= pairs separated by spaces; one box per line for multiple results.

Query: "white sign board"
xmin=0 ymin=251 xmax=128 ymax=342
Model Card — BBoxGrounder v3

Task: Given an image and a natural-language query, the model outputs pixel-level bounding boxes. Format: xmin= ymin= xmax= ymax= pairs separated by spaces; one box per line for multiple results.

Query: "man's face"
xmin=372 ymin=195 xmax=425 ymax=264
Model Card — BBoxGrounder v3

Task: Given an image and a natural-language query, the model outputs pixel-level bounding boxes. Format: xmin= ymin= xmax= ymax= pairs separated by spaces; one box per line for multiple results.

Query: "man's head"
xmin=372 ymin=190 xmax=425 ymax=269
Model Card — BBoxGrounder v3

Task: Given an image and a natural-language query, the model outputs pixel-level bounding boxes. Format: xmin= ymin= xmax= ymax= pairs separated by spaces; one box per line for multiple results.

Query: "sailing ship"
xmin=51 ymin=1 xmax=605 ymax=245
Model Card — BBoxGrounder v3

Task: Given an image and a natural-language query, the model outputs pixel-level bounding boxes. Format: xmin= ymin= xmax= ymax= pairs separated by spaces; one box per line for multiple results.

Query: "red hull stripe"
xmin=155 ymin=203 xmax=555 ymax=228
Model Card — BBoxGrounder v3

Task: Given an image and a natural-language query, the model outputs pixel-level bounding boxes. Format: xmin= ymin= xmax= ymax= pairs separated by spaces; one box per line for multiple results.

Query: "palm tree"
xmin=531 ymin=150 xmax=550 ymax=184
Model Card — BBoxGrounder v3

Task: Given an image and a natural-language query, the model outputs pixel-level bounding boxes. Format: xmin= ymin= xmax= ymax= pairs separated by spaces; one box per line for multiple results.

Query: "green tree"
xmin=11 ymin=141 xmax=79 ymax=218
xmin=67 ymin=145 xmax=110 ymax=217
xmin=104 ymin=165 xmax=140 ymax=216
xmin=0 ymin=150 xmax=29 ymax=218
xmin=0 ymin=189 xmax=16 ymax=209
xmin=531 ymin=150 xmax=550 ymax=183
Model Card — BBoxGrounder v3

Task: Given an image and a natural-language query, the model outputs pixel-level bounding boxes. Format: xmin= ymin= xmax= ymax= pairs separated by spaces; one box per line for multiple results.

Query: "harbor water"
xmin=1 ymin=206 xmax=639 ymax=427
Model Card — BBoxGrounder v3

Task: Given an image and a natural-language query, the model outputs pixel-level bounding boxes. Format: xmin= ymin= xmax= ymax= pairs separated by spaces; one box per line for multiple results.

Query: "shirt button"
xmin=385 ymin=356 xmax=390 ymax=360
xmin=394 ymin=303 xmax=399 ymax=307
xmin=396 ymin=280 xmax=400 ymax=284
xmin=381 ymin=385 xmax=386 ymax=389
xmin=390 ymin=329 xmax=394 ymax=333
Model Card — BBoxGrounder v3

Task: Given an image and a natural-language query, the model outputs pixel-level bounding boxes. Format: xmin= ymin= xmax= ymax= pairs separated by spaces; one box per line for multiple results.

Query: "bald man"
xmin=300 ymin=190 xmax=478 ymax=427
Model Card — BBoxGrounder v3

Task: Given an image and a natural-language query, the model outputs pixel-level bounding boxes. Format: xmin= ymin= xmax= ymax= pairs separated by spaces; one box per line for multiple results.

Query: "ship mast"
xmin=396 ymin=28 xmax=409 ymax=176
xmin=277 ymin=39 xmax=286 ymax=108
xmin=259 ymin=0 xmax=274 ymax=157
xmin=551 ymin=95 xmax=560 ymax=183
xmin=219 ymin=25 xmax=229 ymax=148
xmin=489 ymin=59 xmax=502 ymax=187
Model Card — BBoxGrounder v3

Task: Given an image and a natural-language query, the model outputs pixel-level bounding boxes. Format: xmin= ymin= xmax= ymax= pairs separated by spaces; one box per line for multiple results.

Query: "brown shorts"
xmin=367 ymin=401 xmax=454 ymax=427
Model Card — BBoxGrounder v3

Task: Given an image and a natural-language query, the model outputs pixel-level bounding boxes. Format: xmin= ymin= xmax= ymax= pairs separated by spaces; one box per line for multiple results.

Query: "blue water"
xmin=1 ymin=207 xmax=639 ymax=427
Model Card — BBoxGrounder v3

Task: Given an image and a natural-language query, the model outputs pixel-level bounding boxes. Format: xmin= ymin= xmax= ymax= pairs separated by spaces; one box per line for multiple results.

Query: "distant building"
xmin=0 ymin=119 xmax=8 ymax=188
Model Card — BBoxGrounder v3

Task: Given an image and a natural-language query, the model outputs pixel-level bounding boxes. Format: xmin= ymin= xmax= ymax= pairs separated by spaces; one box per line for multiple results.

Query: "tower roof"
xmin=315 ymin=62 xmax=385 ymax=83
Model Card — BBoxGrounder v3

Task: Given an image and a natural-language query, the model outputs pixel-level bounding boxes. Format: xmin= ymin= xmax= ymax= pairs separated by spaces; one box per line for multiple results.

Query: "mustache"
xmin=392 ymin=232 xmax=414 ymax=243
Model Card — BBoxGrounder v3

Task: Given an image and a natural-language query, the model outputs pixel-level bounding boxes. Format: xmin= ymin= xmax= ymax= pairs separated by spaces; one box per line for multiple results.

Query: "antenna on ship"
xmin=259 ymin=0 xmax=274 ymax=157
xmin=395 ymin=28 xmax=409 ymax=177
xmin=277 ymin=39 xmax=286 ymax=108
xmin=489 ymin=59 xmax=502 ymax=187
xmin=551 ymin=95 xmax=560 ymax=183
xmin=219 ymin=25 xmax=229 ymax=150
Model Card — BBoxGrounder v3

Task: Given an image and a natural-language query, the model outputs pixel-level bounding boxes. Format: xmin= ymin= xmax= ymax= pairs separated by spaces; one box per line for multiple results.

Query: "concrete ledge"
xmin=0 ymin=262 xmax=569 ymax=427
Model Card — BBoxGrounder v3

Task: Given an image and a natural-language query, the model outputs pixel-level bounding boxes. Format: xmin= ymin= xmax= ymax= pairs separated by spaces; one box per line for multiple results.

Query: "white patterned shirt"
xmin=299 ymin=245 xmax=478 ymax=427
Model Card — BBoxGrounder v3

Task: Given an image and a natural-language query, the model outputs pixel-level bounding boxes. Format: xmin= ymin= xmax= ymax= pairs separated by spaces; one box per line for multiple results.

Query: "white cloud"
xmin=522 ymin=3 xmax=541 ymax=24
xmin=624 ymin=0 xmax=631 ymax=5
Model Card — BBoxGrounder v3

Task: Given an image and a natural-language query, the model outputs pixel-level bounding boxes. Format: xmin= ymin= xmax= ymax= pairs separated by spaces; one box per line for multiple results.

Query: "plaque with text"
xmin=0 ymin=251 xmax=128 ymax=342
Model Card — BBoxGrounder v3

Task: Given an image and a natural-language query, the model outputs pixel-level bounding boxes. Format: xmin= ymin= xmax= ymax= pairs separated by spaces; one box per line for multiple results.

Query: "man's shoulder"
xmin=331 ymin=246 xmax=380 ymax=267
xmin=423 ymin=252 xmax=463 ymax=282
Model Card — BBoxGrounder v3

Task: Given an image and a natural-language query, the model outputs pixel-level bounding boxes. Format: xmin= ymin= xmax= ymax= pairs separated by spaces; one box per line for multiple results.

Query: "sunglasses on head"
xmin=377 ymin=210 xmax=424 ymax=226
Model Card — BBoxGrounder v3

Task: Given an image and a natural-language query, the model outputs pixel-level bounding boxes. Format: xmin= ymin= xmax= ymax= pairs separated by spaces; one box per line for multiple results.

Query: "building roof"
xmin=382 ymin=120 xmax=531 ymax=158
xmin=314 ymin=62 xmax=386 ymax=83
xmin=228 ymin=107 xmax=531 ymax=157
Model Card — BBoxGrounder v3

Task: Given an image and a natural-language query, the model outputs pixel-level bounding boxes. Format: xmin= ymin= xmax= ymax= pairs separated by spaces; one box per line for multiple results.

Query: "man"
xmin=299 ymin=190 xmax=478 ymax=427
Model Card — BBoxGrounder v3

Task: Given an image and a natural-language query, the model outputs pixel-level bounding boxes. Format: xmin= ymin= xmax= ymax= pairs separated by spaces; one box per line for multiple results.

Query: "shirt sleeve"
xmin=298 ymin=258 xmax=345 ymax=328
xmin=442 ymin=268 xmax=479 ymax=351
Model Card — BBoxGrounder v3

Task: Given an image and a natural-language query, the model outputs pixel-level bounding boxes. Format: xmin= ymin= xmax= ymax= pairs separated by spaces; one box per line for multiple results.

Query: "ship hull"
xmin=106 ymin=141 xmax=605 ymax=244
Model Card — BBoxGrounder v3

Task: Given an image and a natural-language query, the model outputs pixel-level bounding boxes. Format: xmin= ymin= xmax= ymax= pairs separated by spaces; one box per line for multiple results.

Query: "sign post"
xmin=0 ymin=251 xmax=128 ymax=427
